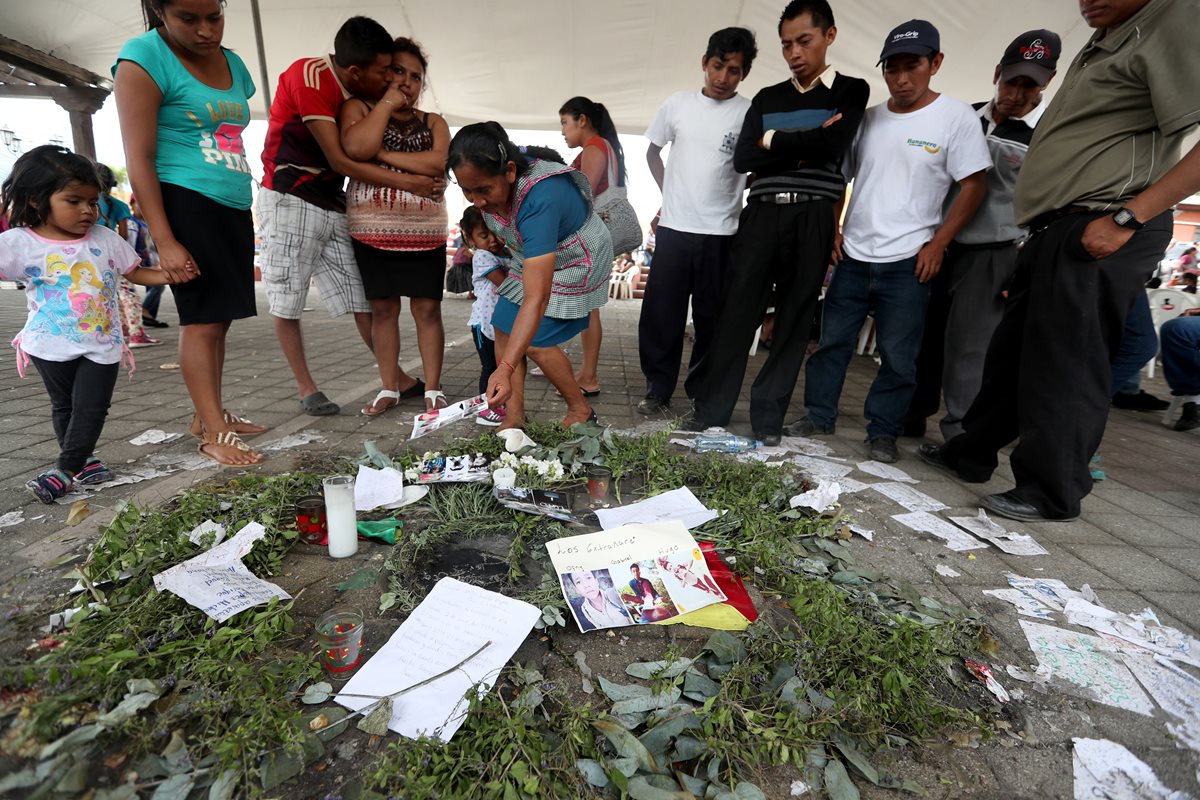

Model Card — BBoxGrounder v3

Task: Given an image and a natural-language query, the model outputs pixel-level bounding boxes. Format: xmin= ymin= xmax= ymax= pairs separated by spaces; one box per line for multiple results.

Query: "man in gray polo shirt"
xmin=922 ymin=0 xmax=1200 ymax=522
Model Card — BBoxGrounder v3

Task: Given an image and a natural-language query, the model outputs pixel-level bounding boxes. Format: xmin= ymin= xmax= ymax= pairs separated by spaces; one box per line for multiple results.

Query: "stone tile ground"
xmin=0 ymin=283 xmax=1197 ymax=797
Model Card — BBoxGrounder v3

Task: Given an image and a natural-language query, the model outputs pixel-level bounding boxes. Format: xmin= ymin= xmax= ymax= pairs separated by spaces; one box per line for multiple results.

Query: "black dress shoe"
xmin=142 ymin=316 xmax=170 ymax=328
xmin=756 ymin=432 xmax=782 ymax=447
xmin=676 ymin=411 xmax=709 ymax=433
xmin=1112 ymin=390 xmax=1171 ymax=411
xmin=868 ymin=435 xmax=898 ymax=463
xmin=917 ymin=443 xmax=992 ymax=484
xmin=979 ymin=491 xmax=1078 ymax=523
xmin=636 ymin=396 xmax=670 ymax=415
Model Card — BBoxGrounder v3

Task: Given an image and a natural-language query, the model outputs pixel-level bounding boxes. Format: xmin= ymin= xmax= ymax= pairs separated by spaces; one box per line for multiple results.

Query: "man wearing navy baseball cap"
xmin=905 ymin=29 xmax=1061 ymax=442
xmin=924 ymin=0 xmax=1200 ymax=523
xmin=786 ymin=19 xmax=991 ymax=464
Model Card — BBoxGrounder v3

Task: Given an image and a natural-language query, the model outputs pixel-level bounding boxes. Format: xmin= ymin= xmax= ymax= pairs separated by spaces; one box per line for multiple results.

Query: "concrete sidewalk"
xmin=1 ymin=283 xmax=1198 ymax=796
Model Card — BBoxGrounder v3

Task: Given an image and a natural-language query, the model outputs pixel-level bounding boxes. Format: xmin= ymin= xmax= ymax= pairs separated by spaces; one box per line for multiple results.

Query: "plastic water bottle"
xmin=693 ymin=433 xmax=760 ymax=453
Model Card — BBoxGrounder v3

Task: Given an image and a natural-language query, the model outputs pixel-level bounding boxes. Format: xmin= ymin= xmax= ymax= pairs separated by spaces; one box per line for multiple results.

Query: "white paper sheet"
xmin=595 ymin=487 xmax=718 ymax=531
xmin=259 ymin=432 xmax=326 ymax=452
xmin=130 ymin=429 xmax=182 ymax=446
xmin=153 ymin=522 xmax=290 ymax=622
xmin=335 ymin=577 xmax=539 ymax=741
xmin=856 ymin=461 xmax=917 ymax=483
xmin=354 ymin=464 xmax=407 ymax=511
xmin=1072 ymin=738 xmax=1194 ymax=800
xmin=892 ymin=511 xmax=986 ymax=551
xmin=935 ymin=564 xmax=961 ymax=578
xmin=1005 ymin=574 xmax=1087 ymax=612
xmin=871 ymin=483 xmax=948 ymax=512
xmin=187 ymin=519 xmax=226 ymax=548
xmin=983 ymin=588 xmax=1059 ymax=620
xmin=780 ymin=436 xmax=834 ymax=457
xmin=1062 ymin=599 xmax=1200 ymax=669
xmin=848 ymin=524 xmax=875 ymax=542
xmin=1019 ymin=620 xmax=1154 ymax=716
xmin=789 ymin=455 xmax=854 ymax=481
xmin=0 ymin=510 xmax=24 ymax=528
xmin=1121 ymin=654 xmax=1200 ymax=754
xmin=789 ymin=481 xmax=840 ymax=513
xmin=835 ymin=477 xmax=874 ymax=494
xmin=949 ymin=510 xmax=1049 ymax=556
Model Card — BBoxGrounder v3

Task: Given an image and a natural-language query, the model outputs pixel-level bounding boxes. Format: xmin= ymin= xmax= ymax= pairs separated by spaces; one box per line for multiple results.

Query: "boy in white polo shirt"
xmin=636 ymin=27 xmax=757 ymax=415
xmin=788 ymin=19 xmax=991 ymax=463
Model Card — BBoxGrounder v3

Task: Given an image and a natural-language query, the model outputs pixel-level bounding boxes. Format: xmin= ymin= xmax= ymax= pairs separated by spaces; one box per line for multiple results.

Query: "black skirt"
xmin=160 ymin=183 xmax=256 ymax=325
xmin=351 ymin=239 xmax=446 ymax=301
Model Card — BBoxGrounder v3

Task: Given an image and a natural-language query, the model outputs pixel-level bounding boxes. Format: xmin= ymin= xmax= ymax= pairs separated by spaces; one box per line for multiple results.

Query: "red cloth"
xmin=699 ymin=541 xmax=758 ymax=623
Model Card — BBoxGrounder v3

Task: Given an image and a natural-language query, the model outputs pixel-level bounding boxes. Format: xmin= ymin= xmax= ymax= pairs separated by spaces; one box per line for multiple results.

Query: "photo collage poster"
xmin=545 ymin=521 xmax=728 ymax=632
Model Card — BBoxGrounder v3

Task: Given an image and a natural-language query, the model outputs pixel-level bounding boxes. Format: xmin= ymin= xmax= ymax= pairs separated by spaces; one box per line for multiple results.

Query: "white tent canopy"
xmin=2 ymin=1 xmax=1094 ymax=131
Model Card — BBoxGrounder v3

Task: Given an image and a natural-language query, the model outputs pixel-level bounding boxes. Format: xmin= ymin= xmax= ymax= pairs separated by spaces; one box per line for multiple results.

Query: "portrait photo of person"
xmin=562 ymin=569 xmax=634 ymax=632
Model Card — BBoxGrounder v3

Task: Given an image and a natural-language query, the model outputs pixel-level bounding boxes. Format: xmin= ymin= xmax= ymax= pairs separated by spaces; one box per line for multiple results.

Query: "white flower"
xmin=547 ymin=462 xmax=565 ymax=481
xmin=404 ymin=468 xmax=419 ymax=482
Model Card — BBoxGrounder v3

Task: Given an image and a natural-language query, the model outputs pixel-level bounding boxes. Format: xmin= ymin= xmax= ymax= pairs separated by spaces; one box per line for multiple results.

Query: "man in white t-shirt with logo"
xmin=636 ymin=27 xmax=757 ymax=415
xmin=787 ymin=19 xmax=991 ymax=463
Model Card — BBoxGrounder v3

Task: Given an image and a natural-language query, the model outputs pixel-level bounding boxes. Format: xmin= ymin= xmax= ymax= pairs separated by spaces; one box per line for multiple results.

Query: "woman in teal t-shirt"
xmin=113 ymin=0 xmax=265 ymax=467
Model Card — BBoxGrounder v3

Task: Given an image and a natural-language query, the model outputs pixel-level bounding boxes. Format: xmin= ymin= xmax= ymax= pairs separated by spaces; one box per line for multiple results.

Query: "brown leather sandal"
xmin=197 ymin=430 xmax=263 ymax=466
xmin=190 ymin=410 xmax=268 ymax=438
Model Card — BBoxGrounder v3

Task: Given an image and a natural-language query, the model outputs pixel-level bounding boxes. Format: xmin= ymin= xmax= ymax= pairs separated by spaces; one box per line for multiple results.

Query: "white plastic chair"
xmin=1144 ymin=288 xmax=1200 ymax=378
xmin=608 ymin=265 xmax=637 ymax=300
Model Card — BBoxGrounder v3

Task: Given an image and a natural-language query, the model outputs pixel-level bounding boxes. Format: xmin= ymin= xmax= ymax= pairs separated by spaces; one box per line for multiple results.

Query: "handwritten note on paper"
xmin=355 ymin=464 xmax=406 ymax=511
xmin=983 ymin=588 xmax=1059 ymax=620
xmin=790 ymin=455 xmax=854 ymax=481
xmin=594 ymin=487 xmax=717 ymax=531
xmin=1121 ymin=654 xmax=1200 ymax=753
xmin=949 ymin=511 xmax=1048 ymax=556
xmin=335 ymin=578 xmax=539 ymax=742
xmin=1072 ymin=738 xmax=1192 ymax=800
xmin=153 ymin=523 xmax=290 ymax=622
xmin=872 ymin=483 xmax=948 ymax=512
xmin=856 ymin=461 xmax=917 ymax=483
xmin=892 ymin=511 xmax=986 ymax=552
xmin=1019 ymin=620 xmax=1154 ymax=716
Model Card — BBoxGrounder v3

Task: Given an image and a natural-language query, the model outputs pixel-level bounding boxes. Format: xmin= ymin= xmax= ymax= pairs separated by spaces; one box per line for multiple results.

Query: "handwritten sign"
xmin=892 ymin=511 xmax=986 ymax=551
xmin=153 ymin=522 xmax=290 ymax=622
xmin=546 ymin=522 xmax=726 ymax=632
xmin=335 ymin=577 xmax=539 ymax=742
xmin=1019 ymin=620 xmax=1153 ymax=716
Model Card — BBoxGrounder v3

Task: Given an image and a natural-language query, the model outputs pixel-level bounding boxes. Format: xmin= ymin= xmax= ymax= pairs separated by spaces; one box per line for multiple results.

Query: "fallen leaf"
xmin=66 ymin=501 xmax=90 ymax=527
xmin=301 ymin=682 xmax=332 ymax=705
xmin=356 ymin=698 xmax=392 ymax=736
xmin=824 ymin=760 xmax=860 ymax=800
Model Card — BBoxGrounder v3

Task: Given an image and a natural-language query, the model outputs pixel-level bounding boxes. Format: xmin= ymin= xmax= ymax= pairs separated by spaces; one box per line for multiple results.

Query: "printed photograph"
xmin=561 ymin=568 xmax=633 ymax=632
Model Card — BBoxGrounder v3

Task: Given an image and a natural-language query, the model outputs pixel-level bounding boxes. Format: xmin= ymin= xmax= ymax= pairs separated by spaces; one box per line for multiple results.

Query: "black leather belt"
xmin=1027 ymin=205 xmax=1091 ymax=235
xmin=749 ymin=191 xmax=823 ymax=205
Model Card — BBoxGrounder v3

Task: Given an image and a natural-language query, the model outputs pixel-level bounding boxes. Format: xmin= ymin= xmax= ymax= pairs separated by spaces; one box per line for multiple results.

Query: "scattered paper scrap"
xmin=1062 ymin=599 xmax=1200 ymax=669
xmin=381 ymin=484 xmax=429 ymax=510
xmin=259 ymin=432 xmax=327 ymax=452
xmin=857 ymin=461 xmax=917 ymax=483
xmin=848 ymin=524 xmax=875 ymax=542
xmin=497 ymin=428 xmax=538 ymax=453
xmin=1005 ymin=574 xmax=1087 ymax=612
xmin=354 ymin=464 xmax=407 ymax=511
xmin=790 ymin=455 xmax=854 ymax=481
xmin=950 ymin=510 xmax=1048 ymax=556
xmin=1005 ymin=663 xmax=1052 ymax=684
xmin=892 ymin=511 xmax=986 ymax=551
xmin=1072 ymin=738 xmax=1194 ymax=800
xmin=130 ymin=429 xmax=183 ymax=446
xmin=983 ymin=589 xmax=1058 ymax=620
xmin=780 ymin=436 xmax=834 ymax=457
xmin=546 ymin=521 xmax=727 ymax=632
xmin=789 ymin=481 xmax=840 ymax=514
xmin=936 ymin=564 xmax=961 ymax=578
xmin=1019 ymin=620 xmax=1154 ymax=716
xmin=0 ymin=510 xmax=24 ymax=528
xmin=872 ymin=483 xmax=948 ymax=512
xmin=159 ymin=362 xmax=180 ymax=370
xmin=152 ymin=522 xmax=290 ymax=622
xmin=835 ymin=477 xmax=873 ymax=494
xmin=335 ymin=577 xmax=539 ymax=741
xmin=965 ymin=658 xmax=1009 ymax=702
xmin=411 ymin=394 xmax=488 ymax=440
xmin=1120 ymin=653 xmax=1200 ymax=754
xmin=187 ymin=519 xmax=226 ymax=548
xmin=595 ymin=486 xmax=717 ymax=531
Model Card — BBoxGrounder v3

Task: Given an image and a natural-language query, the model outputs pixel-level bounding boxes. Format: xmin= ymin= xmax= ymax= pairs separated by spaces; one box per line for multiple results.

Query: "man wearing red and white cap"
xmin=905 ymin=29 xmax=1060 ymax=441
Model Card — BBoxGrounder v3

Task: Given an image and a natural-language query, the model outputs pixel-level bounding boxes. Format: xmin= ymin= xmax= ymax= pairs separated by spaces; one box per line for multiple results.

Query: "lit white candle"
xmin=323 ymin=475 xmax=358 ymax=558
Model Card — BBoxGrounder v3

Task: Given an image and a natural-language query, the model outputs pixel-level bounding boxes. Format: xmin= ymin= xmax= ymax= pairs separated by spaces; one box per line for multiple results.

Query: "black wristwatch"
xmin=1112 ymin=207 xmax=1144 ymax=230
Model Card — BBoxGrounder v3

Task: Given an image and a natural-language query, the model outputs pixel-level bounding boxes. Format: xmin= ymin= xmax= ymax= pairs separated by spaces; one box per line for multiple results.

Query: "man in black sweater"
xmin=682 ymin=0 xmax=869 ymax=445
